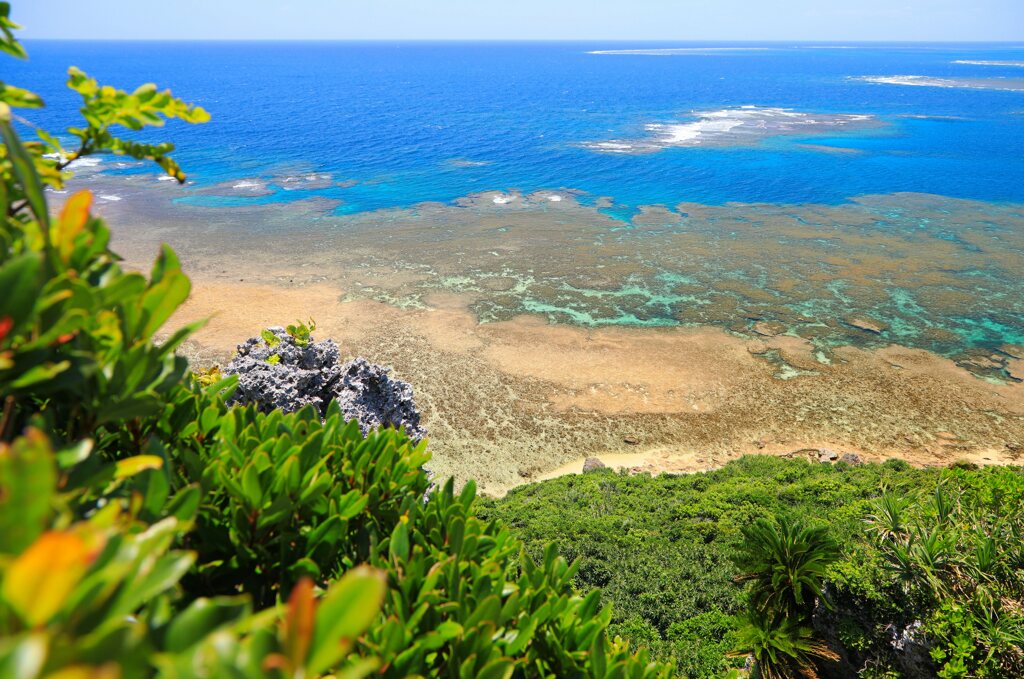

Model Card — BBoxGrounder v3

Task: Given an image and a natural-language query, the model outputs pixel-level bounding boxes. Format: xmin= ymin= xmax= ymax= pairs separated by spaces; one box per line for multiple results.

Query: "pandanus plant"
xmin=731 ymin=517 xmax=840 ymax=678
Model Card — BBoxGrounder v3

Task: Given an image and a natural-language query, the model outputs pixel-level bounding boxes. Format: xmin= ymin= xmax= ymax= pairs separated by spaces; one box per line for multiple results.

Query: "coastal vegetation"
xmin=0 ymin=10 xmax=669 ymax=677
xmin=481 ymin=457 xmax=1024 ymax=678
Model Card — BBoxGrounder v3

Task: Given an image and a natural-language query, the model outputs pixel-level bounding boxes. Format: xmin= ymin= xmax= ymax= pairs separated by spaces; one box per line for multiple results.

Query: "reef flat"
xmin=66 ymin=177 xmax=1024 ymax=492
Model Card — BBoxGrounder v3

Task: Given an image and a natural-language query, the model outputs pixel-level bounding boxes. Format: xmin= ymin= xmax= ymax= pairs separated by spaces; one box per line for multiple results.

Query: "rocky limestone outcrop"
xmin=224 ymin=327 xmax=426 ymax=442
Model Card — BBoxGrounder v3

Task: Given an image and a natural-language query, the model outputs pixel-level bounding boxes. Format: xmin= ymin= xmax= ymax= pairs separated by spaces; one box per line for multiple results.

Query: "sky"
xmin=14 ymin=0 xmax=1024 ymax=42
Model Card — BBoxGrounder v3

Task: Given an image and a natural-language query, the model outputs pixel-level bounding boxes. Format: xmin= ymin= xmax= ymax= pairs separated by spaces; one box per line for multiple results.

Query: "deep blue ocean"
xmin=9 ymin=41 xmax=1024 ymax=212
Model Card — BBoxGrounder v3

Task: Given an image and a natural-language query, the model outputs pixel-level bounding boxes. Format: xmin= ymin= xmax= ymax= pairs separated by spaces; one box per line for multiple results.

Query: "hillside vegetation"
xmin=482 ymin=457 xmax=1024 ymax=678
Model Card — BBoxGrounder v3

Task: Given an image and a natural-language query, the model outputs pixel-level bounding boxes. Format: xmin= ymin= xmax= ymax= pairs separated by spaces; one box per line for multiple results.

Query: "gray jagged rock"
xmin=889 ymin=621 xmax=934 ymax=679
xmin=226 ymin=327 xmax=342 ymax=415
xmin=224 ymin=327 xmax=426 ymax=442
xmin=331 ymin=357 xmax=426 ymax=441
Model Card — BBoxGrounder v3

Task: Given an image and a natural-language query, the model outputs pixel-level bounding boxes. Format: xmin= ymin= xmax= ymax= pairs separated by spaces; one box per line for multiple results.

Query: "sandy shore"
xmin=165 ymin=279 xmax=1024 ymax=495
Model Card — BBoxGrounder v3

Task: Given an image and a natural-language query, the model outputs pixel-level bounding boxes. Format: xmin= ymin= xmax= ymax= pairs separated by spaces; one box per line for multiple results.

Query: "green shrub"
xmin=0 ymin=428 xmax=387 ymax=679
xmin=177 ymin=399 xmax=432 ymax=607
xmin=665 ymin=611 xmax=738 ymax=679
xmin=485 ymin=459 xmax=1024 ymax=678
xmin=851 ymin=469 xmax=1024 ymax=677
xmin=481 ymin=456 xmax=939 ymax=677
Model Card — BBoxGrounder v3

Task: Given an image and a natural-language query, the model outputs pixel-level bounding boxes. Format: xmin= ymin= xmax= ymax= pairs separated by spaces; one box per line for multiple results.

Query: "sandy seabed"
xmin=162 ymin=282 xmax=1023 ymax=495
xmin=69 ymin=177 xmax=1024 ymax=494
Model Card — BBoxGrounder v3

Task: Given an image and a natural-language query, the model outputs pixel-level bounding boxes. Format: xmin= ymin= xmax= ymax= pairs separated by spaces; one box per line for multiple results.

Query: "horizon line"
xmin=18 ymin=37 xmax=1024 ymax=44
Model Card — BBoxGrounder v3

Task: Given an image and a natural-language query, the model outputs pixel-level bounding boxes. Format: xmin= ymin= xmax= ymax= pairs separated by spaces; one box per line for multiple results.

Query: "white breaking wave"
xmin=98 ymin=194 xmax=122 ymax=201
xmin=588 ymin=47 xmax=771 ymax=56
xmin=278 ymin=173 xmax=333 ymax=190
xmin=157 ymin=175 xmax=177 ymax=181
xmin=587 ymin=141 xmax=636 ymax=153
xmin=953 ymin=60 xmax=1024 ymax=67
xmin=854 ymin=75 xmax=1024 ymax=91
xmin=281 ymin=173 xmax=331 ymax=182
xmin=582 ymin=106 xmax=877 ymax=154
xmin=68 ymin=156 xmax=102 ymax=168
xmin=232 ymin=180 xmax=265 ymax=189
xmin=492 ymin=194 xmax=516 ymax=204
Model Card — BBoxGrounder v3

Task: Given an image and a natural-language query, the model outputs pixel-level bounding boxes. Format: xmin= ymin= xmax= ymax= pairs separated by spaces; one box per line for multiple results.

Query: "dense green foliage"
xmin=838 ymin=471 xmax=1024 ymax=677
xmin=0 ymin=11 xmax=670 ymax=678
xmin=482 ymin=457 xmax=1024 ymax=678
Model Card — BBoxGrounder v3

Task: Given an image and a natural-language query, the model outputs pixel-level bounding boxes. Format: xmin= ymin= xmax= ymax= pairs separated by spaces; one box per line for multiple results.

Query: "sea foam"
xmin=953 ymin=60 xmax=1024 ymax=67
xmin=854 ymin=75 xmax=1024 ymax=91
xmin=583 ymin=106 xmax=877 ymax=154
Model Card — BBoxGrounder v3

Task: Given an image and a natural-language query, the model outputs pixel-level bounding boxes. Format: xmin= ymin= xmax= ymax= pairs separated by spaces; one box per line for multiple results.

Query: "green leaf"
xmin=164 ymin=596 xmax=251 ymax=652
xmin=308 ymin=567 xmax=386 ymax=675
xmin=114 ymin=455 xmax=164 ymax=480
xmin=260 ymin=329 xmax=281 ymax=347
xmin=389 ymin=520 xmax=410 ymax=563
xmin=476 ymin=659 xmax=515 ymax=679
xmin=289 ymin=557 xmax=321 ymax=581
xmin=0 ymin=429 xmax=55 ymax=554
xmin=54 ymin=438 xmax=93 ymax=469
xmin=0 ymin=252 xmax=42 ymax=328
xmin=241 ymin=463 xmax=264 ymax=508
xmin=8 ymin=361 xmax=71 ymax=390
xmin=110 ymin=551 xmax=195 ymax=617
xmin=590 ymin=636 xmax=607 ymax=679
xmin=436 ymin=620 xmax=464 ymax=640
xmin=0 ymin=82 xmax=42 ymax=108
xmin=0 ymin=117 xmax=49 ymax=228
xmin=141 ymin=246 xmax=190 ymax=339
xmin=0 ymin=2 xmax=27 ymax=60
xmin=166 ymin=485 xmax=201 ymax=522
xmin=465 ymin=595 xmax=502 ymax=630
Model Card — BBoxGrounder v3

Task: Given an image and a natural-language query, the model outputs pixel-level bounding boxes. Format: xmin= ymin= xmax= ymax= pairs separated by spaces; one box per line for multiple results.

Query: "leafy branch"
xmin=1 ymin=26 xmax=209 ymax=222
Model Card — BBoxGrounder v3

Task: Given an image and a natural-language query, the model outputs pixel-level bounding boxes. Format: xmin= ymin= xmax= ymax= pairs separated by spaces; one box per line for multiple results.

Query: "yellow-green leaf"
xmin=54 ymin=190 xmax=92 ymax=262
xmin=114 ymin=455 xmax=164 ymax=480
